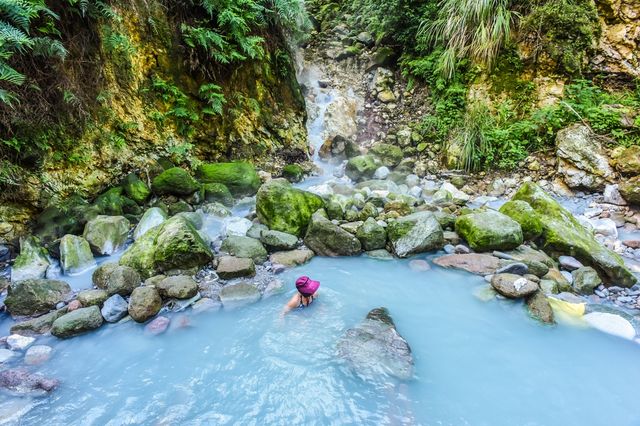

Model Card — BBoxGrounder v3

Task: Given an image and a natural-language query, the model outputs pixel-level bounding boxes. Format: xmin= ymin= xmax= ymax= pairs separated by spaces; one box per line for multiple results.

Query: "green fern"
xmin=199 ymin=83 xmax=226 ymax=115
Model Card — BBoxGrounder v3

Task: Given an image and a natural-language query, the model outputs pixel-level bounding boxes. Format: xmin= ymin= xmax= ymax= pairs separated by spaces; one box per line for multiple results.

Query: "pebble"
xmin=6 ymin=335 xmax=35 ymax=351
xmin=409 ymin=260 xmax=430 ymax=272
xmin=443 ymin=244 xmax=455 ymax=254
xmin=24 ymin=345 xmax=52 ymax=365
xmin=496 ymin=263 xmax=528 ymax=276
xmin=454 ymin=245 xmax=471 ymax=254
xmin=558 ymin=256 xmax=583 ymax=271
xmin=145 ymin=316 xmax=170 ymax=335
xmin=67 ymin=300 xmax=82 ymax=312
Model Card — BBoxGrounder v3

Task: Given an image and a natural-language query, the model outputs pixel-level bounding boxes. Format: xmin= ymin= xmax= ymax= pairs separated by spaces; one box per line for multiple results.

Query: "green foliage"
xmin=146 ymin=75 xmax=199 ymax=137
xmin=199 ymin=83 xmax=226 ymax=115
xmin=520 ymin=0 xmax=600 ymax=75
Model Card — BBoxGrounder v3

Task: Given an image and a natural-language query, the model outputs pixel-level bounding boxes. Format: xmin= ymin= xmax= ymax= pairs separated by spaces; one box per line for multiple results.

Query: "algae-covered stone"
xmin=11 ymin=236 xmax=50 ymax=282
xmin=10 ymin=308 xmax=68 ymax=335
xmin=92 ymin=262 xmax=119 ymax=289
xmin=83 ymin=215 xmax=130 ymax=255
xmin=197 ymin=162 xmax=261 ymax=196
xmin=128 ymin=287 xmax=162 ymax=323
xmin=387 ymin=211 xmax=444 ymax=258
xmin=256 ymin=180 xmax=324 ymax=237
xmin=356 ymin=217 xmax=387 ymax=251
xmin=345 ymin=155 xmax=379 ymax=182
xmin=216 ymin=256 xmax=256 ymax=279
xmin=153 ymin=216 xmax=213 ymax=272
xmin=455 ymin=210 xmax=523 ymax=252
xmin=94 ymin=188 xmax=140 ymax=216
xmin=260 ymin=230 xmax=298 ymax=250
xmin=619 ymin=176 xmax=640 ymax=205
xmin=611 ymin=145 xmax=640 ymax=176
xmin=59 ymin=235 xmax=96 ymax=275
xmin=304 ymin=211 xmax=362 ymax=256
xmin=156 ymin=275 xmax=198 ymax=299
xmin=526 ymin=291 xmax=555 ymax=324
xmin=220 ymin=236 xmax=268 ymax=263
xmin=151 ymin=167 xmax=199 ymax=196
xmin=369 ymin=143 xmax=402 ymax=167
xmin=499 ymin=200 xmax=543 ymax=240
xmin=122 ymin=173 xmax=151 ymax=205
xmin=512 ymin=182 xmax=637 ymax=287
xmin=119 ymin=226 xmax=160 ymax=279
xmin=103 ymin=265 xmax=141 ymax=296
xmin=133 ymin=207 xmax=167 ymax=240
xmin=51 ymin=306 xmax=103 ymax=338
xmin=5 ymin=279 xmax=72 ymax=316
xmin=571 ymin=266 xmax=601 ymax=295
xmin=282 ymin=164 xmax=304 ymax=183
xmin=202 ymin=183 xmax=233 ymax=206
xmin=77 ymin=289 xmax=108 ymax=307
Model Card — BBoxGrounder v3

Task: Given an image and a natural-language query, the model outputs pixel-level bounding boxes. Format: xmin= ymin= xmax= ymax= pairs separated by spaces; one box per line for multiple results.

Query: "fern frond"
xmin=0 ymin=87 xmax=18 ymax=106
xmin=31 ymin=37 xmax=67 ymax=59
xmin=0 ymin=61 xmax=25 ymax=85
xmin=0 ymin=21 xmax=32 ymax=52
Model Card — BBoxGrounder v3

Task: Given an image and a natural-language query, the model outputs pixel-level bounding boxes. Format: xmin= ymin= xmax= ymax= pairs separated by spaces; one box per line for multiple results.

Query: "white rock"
xmin=6 ymin=334 xmax=35 ymax=351
xmin=408 ymin=186 xmax=422 ymax=198
xmin=222 ymin=217 xmax=253 ymax=237
xmin=603 ymin=184 xmax=627 ymax=206
xmin=134 ymin=207 xmax=167 ymax=240
xmin=24 ymin=345 xmax=53 ymax=365
xmin=473 ymin=195 xmax=498 ymax=206
xmin=575 ymin=215 xmax=595 ymax=232
xmin=440 ymin=182 xmax=470 ymax=204
xmin=307 ymin=183 xmax=334 ymax=197
xmin=0 ymin=349 xmax=15 ymax=363
xmin=405 ymin=174 xmax=419 ymax=187
xmin=588 ymin=218 xmax=618 ymax=238
xmin=583 ymin=312 xmax=636 ymax=340
xmin=373 ymin=166 xmax=390 ymax=179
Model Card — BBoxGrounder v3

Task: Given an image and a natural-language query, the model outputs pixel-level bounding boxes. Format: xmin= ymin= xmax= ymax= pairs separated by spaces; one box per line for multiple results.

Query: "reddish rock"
xmin=144 ymin=316 xmax=170 ymax=335
xmin=433 ymin=254 xmax=501 ymax=275
xmin=409 ymin=259 xmax=431 ymax=272
xmin=623 ymin=240 xmax=640 ymax=249
xmin=0 ymin=368 xmax=58 ymax=394
xmin=67 ymin=300 xmax=82 ymax=312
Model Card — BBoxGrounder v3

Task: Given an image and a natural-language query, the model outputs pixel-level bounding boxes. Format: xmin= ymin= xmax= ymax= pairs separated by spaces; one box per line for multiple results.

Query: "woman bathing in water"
xmin=281 ymin=276 xmax=320 ymax=315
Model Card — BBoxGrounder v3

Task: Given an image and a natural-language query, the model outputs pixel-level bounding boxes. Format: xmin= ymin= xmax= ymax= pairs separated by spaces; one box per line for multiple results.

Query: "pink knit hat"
xmin=296 ymin=276 xmax=320 ymax=296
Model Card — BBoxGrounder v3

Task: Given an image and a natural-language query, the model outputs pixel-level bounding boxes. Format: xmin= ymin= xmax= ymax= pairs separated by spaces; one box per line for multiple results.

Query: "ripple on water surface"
xmin=7 ymin=256 xmax=640 ymax=425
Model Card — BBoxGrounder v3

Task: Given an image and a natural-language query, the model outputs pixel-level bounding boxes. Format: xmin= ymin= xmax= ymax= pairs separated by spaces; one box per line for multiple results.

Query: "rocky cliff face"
xmin=592 ymin=0 xmax=640 ymax=78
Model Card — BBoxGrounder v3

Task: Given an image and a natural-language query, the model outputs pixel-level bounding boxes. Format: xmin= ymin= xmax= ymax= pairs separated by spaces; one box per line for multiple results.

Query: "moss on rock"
xmin=197 ymin=162 xmax=261 ymax=196
xmin=151 ymin=167 xmax=199 ymax=196
xmin=202 ymin=183 xmax=234 ymax=206
xmin=369 ymin=143 xmax=403 ymax=167
xmin=455 ymin=210 xmax=523 ymax=252
xmin=499 ymin=200 xmax=543 ymax=240
xmin=282 ymin=164 xmax=304 ymax=183
xmin=5 ymin=279 xmax=72 ymax=316
xmin=122 ymin=173 xmax=151 ymax=204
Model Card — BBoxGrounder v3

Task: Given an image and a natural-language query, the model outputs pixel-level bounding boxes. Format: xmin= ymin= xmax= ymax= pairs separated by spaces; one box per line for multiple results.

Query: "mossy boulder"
xmin=197 ymin=162 xmax=261 ymax=196
xmin=77 ymin=289 xmax=108 ymax=307
xmin=526 ymin=291 xmax=555 ymax=324
xmin=94 ymin=188 xmax=141 ymax=216
xmin=619 ymin=176 xmax=640 ymax=205
xmin=220 ymin=236 xmax=268 ymax=263
xmin=100 ymin=265 xmax=141 ymax=297
xmin=611 ymin=145 xmax=640 ymax=176
xmin=11 ymin=236 xmax=50 ymax=282
xmin=83 ymin=215 xmax=130 ymax=255
xmin=345 ymin=155 xmax=380 ymax=182
xmin=10 ymin=308 xmax=68 ymax=335
xmin=512 ymin=182 xmax=637 ymax=287
xmin=282 ymin=164 xmax=305 ymax=183
xmin=33 ymin=195 xmax=97 ymax=244
xmin=455 ymin=210 xmax=523 ymax=252
xmin=202 ymin=183 xmax=233 ymax=206
xmin=499 ymin=200 xmax=543 ymax=241
xmin=151 ymin=167 xmax=199 ymax=196
xmin=369 ymin=143 xmax=403 ymax=167
xmin=256 ymin=180 xmax=324 ymax=237
xmin=5 ymin=279 xmax=72 ymax=316
xmin=356 ymin=217 xmax=387 ymax=251
xmin=122 ymin=173 xmax=151 ymax=205
xmin=304 ymin=211 xmax=362 ymax=256
xmin=51 ymin=306 xmax=103 ymax=338
xmin=387 ymin=211 xmax=444 ymax=257
xmin=260 ymin=230 xmax=298 ymax=250
xmin=59 ymin=235 xmax=96 ymax=275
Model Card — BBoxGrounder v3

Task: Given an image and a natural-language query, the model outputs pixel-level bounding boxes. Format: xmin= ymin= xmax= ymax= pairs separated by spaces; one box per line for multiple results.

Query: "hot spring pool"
xmin=4 ymin=255 xmax=640 ymax=425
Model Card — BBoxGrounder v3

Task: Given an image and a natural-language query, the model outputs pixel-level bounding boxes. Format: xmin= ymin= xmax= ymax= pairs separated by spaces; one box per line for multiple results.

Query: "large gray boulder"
xmin=51 ymin=306 xmax=103 ymax=338
xmin=83 ymin=215 xmax=130 ymax=255
xmin=304 ymin=211 xmax=362 ymax=256
xmin=220 ymin=236 xmax=268 ymax=263
xmin=336 ymin=307 xmax=413 ymax=381
xmin=556 ymin=124 xmax=614 ymax=190
xmin=269 ymin=249 xmax=314 ymax=267
xmin=5 ymin=279 xmax=72 ymax=316
xmin=387 ymin=211 xmax=444 ymax=257
xmin=94 ymin=264 xmax=141 ymax=296
xmin=10 ymin=236 xmax=50 ymax=282
xmin=455 ymin=210 xmax=523 ymax=252
xmin=59 ymin=234 xmax=96 ymax=275
xmin=100 ymin=294 xmax=129 ymax=322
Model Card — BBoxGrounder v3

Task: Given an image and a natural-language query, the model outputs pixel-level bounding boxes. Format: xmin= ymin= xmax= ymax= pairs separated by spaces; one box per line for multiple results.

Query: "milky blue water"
xmin=4 ymin=255 xmax=639 ymax=425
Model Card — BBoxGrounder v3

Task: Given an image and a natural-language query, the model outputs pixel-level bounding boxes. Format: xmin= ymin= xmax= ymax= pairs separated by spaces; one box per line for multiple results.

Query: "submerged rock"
xmin=269 ymin=249 xmax=314 ymax=267
xmin=526 ymin=291 xmax=555 ymax=324
xmin=83 ymin=215 xmax=130 ymax=255
xmin=145 ymin=316 xmax=170 ymax=335
xmin=387 ymin=211 xmax=444 ymax=258
xmin=133 ymin=207 xmax=167 ymax=240
xmin=336 ymin=307 xmax=413 ymax=381
xmin=455 ymin=210 xmax=523 ymax=252
xmin=59 ymin=234 xmax=96 ymax=275
xmin=10 ymin=236 xmax=50 ymax=282
xmin=5 ymin=279 xmax=72 ymax=316
xmin=512 ymin=182 xmax=636 ymax=287
xmin=24 ymin=345 xmax=53 ymax=365
xmin=219 ymin=282 xmax=261 ymax=308
xmin=51 ymin=306 xmax=104 ymax=338
xmin=0 ymin=368 xmax=58 ymax=394
xmin=197 ymin=162 xmax=261 ymax=196
xmin=304 ymin=211 xmax=362 ymax=256
xmin=128 ymin=287 xmax=162 ymax=323
xmin=583 ymin=312 xmax=636 ymax=340
xmin=256 ymin=180 xmax=324 ymax=237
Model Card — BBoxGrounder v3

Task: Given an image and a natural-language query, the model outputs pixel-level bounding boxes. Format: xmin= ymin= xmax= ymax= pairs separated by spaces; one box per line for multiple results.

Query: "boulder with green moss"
xmin=59 ymin=235 xmax=96 ymax=275
xmin=94 ymin=188 xmax=141 ymax=216
xmin=512 ymin=182 xmax=636 ymax=287
xmin=387 ymin=211 xmax=444 ymax=257
xmin=499 ymin=200 xmax=543 ymax=240
xmin=345 ymin=155 xmax=380 ymax=182
xmin=282 ymin=164 xmax=305 ymax=183
xmin=83 ymin=215 xmax=130 ymax=255
xmin=611 ymin=145 xmax=640 ymax=176
xmin=220 ymin=236 xmax=268 ymax=263
xmin=34 ymin=195 xmax=97 ymax=243
xmin=197 ymin=162 xmax=261 ymax=196
xmin=369 ymin=143 xmax=403 ymax=167
xmin=11 ymin=236 xmax=50 ymax=282
xmin=202 ymin=183 xmax=233 ymax=206
xmin=5 ymin=279 xmax=72 ymax=316
xmin=134 ymin=207 xmax=167 ymax=240
xmin=356 ymin=217 xmax=387 ymax=251
xmin=122 ymin=173 xmax=151 ymax=204
xmin=619 ymin=176 xmax=640 ymax=205
xmin=455 ymin=210 xmax=523 ymax=252
xmin=256 ymin=180 xmax=324 ymax=237
xmin=51 ymin=306 xmax=103 ymax=338
xmin=304 ymin=211 xmax=362 ymax=256
xmin=151 ymin=167 xmax=199 ymax=196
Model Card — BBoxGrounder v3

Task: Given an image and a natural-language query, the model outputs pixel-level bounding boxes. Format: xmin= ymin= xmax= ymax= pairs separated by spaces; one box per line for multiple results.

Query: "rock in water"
xmin=556 ymin=124 xmax=614 ymax=191
xmin=260 ymin=230 xmax=298 ymax=250
xmin=387 ymin=211 xmax=444 ymax=258
xmin=77 ymin=289 xmax=108 ymax=307
xmin=216 ymin=256 xmax=256 ymax=279
xmin=220 ymin=236 xmax=268 ymax=263
xmin=433 ymin=254 xmax=501 ymax=275
xmin=101 ymin=294 xmax=129 ymax=323
xmin=59 ymin=234 xmax=96 ymax=275
xmin=336 ymin=307 xmax=413 ymax=381
xmin=51 ymin=306 xmax=104 ymax=338
xmin=134 ymin=207 xmax=167 ymax=240
xmin=455 ymin=210 xmax=523 ymax=252
xmin=269 ymin=249 xmax=315 ymax=267
xmin=356 ymin=217 xmax=387 ymax=251
xmin=24 ymin=345 xmax=53 ymax=365
xmin=156 ymin=275 xmax=198 ymax=299
xmin=128 ymin=287 xmax=162 ymax=323
xmin=571 ymin=267 xmax=602 ymax=295
xmin=10 ymin=308 xmax=68 ymax=336
xmin=499 ymin=200 xmax=543 ymax=240
xmin=304 ymin=211 xmax=362 ymax=256
xmin=0 ymin=368 xmax=58 ymax=394
xmin=256 ymin=180 xmax=324 ymax=237
xmin=145 ymin=316 xmax=170 ymax=335
xmin=6 ymin=334 xmax=35 ymax=351
xmin=5 ymin=279 xmax=72 ymax=316
xmin=96 ymin=265 xmax=141 ymax=296
xmin=83 ymin=215 xmax=130 ymax=255
xmin=197 ymin=162 xmax=261 ymax=196
xmin=583 ymin=312 xmax=636 ymax=340
xmin=219 ymin=282 xmax=261 ymax=308
xmin=491 ymin=274 xmax=539 ymax=299
xmin=512 ymin=182 xmax=636 ymax=287
xmin=10 ymin=236 xmax=50 ymax=282
xmin=526 ymin=291 xmax=555 ymax=324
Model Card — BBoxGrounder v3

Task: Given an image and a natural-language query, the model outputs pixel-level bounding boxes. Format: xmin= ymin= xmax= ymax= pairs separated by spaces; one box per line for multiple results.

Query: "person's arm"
xmin=281 ymin=294 xmax=300 ymax=316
